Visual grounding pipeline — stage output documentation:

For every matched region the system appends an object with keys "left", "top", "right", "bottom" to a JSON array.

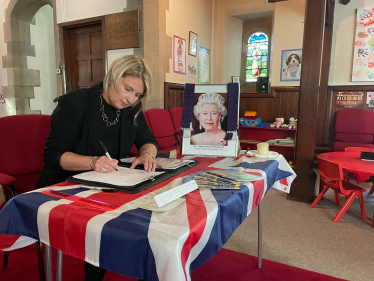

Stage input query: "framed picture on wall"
[
  {"left": 180, "top": 83, "right": 240, "bottom": 158},
  {"left": 188, "top": 31, "right": 198, "bottom": 56},
  {"left": 280, "top": 49, "right": 302, "bottom": 82},
  {"left": 231, "top": 76, "right": 240, "bottom": 83},
  {"left": 173, "top": 35, "right": 186, "bottom": 75}
]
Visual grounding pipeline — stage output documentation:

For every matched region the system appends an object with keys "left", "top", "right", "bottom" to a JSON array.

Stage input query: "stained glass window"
[{"left": 246, "top": 32, "right": 268, "bottom": 82}]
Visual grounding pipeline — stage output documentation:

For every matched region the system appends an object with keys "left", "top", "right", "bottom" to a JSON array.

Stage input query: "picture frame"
[
  {"left": 232, "top": 76, "right": 240, "bottom": 83},
  {"left": 280, "top": 49, "right": 302, "bottom": 82},
  {"left": 180, "top": 84, "right": 240, "bottom": 158},
  {"left": 188, "top": 31, "right": 198, "bottom": 56},
  {"left": 173, "top": 35, "right": 186, "bottom": 75}
]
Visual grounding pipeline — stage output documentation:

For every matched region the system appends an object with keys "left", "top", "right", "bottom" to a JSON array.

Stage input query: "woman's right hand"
[{"left": 92, "top": 156, "right": 119, "bottom": 173}]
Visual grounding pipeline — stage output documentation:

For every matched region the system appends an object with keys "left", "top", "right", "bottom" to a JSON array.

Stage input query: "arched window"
[{"left": 246, "top": 32, "right": 268, "bottom": 82}]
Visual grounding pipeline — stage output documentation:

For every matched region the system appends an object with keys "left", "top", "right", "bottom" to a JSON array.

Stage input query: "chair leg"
[
  {"left": 334, "top": 191, "right": 341, "bottom": 207},
  {"left": 369, "top": 183, "right": 374, "bottom": 194},
  {"left": 358, "top": 192, "right": 367, "bottom": 220},
  {"left": 36, "top": 242, "right": 46, "bottom": 281},
  {"left": 3, "top": 251, "right": 8, "bottom": 269},
  {"left": 311, "top": 186, "right": 329, "bottom": 208},
  {"left": 333, "top": 192, "right": 357, "bottom": 222}
]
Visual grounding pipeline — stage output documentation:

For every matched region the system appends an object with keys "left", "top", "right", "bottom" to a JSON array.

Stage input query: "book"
[
  {"left": 68, "top": 167, "right": 164, "bottom": 188},
  {"left": 120, "top": 157, "right": 195, "bottom": 170}
]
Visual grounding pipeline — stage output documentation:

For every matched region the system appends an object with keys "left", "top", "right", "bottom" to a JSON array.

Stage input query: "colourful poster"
[
  {"left": 198, "top": 46, "right": 210, "bottom": 84},
  {"left": 187, "top": 61, "right": 197, "bottom": 78},
  {"left": 366, "top": 92, "right": 374, "bottom": 108},
  {"left": 173, "top": 35, "right": 186, "bottom": 75},
  {"left": 352, "top": 7, "right": 374, "bottom": 82},
  {"left": 335, "top": 92, "right": 364, "bottom": 109}
]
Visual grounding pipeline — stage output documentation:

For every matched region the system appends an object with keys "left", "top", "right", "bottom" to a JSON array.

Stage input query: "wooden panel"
[
  {"left": 92, "top": 60, "right": 104, "bottom": 82},
  {"left": 90, "top": 31, "right": 103, "bottom": 55},
  {"left": 164, "top": 82, "right": 299, "bottom": 123}
]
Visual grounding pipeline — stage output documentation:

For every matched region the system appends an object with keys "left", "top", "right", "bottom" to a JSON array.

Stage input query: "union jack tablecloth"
[{"left": 0, "top": 153, "right": 296, "bottom": 281}]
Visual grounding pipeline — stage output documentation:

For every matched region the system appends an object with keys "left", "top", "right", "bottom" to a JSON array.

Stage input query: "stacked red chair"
[
  {"left": 0, "top": 114, "right": 50, "bottom": 281},
  {"left": 144, "top": 109, "right": 180, "bottom": 154}
]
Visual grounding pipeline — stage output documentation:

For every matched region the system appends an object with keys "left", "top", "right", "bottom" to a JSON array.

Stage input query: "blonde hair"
[{"left": 103, "top": 55, "right": 152, "bottom": 123}]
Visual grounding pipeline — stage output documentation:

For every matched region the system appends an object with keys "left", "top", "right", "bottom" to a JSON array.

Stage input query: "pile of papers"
[{"left": 267, "top": 137, "right": 295, "bottom": 146}]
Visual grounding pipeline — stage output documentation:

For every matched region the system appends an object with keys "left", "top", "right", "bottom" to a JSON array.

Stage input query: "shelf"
[
  {"left": 239, "top": 126, "right": 296, "bottom": 131},
  {"left": 239, "top": 140, "right": 295, "bottom": 148}
]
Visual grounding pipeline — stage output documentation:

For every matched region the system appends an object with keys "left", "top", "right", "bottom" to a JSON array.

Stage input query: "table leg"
[
  {"left": 57, "top": 250, "right": 63, "bottom": 281},
  {"left": 258, "top": 201, "right": 262, "bottom": 269},
  {"left": 44, "top": 244, "right": 53, "bottom": 281}
]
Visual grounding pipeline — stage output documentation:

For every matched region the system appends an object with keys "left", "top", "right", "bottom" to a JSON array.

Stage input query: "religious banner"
[
  {"left": 198, "top": 46, "right": 210, "bottom": 84},
  {"left": 335, "top": 92, "right": 364, "bottom": 109},
  {"left": 351, "top": 7, "right": 374, "bottom": 82},
  {"left": 173, "top": 35, "right": 186, "bottom": 75},
  {"left": 105, "top": 10, "right": 140, "bottom": 50}
]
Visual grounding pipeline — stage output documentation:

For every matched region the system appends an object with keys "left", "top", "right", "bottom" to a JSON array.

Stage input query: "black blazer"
[{"left": 37, "top": 83, "right": 158, "bottom": 188}]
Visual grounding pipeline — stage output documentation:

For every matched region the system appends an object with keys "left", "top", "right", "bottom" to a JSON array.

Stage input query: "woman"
[
  {"left": 37, "top": 55, "right": 158, "bottom": 281},
  {"left": 190, "top": 93, "right": 227, "bottom": 146}
]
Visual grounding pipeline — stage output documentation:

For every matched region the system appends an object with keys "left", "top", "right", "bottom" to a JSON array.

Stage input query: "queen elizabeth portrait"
[{"left": 190, "top": 93, "right": 228, "bottom": 146}]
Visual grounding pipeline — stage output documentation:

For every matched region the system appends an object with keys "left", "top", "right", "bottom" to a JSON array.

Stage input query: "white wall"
[
  {"left": 56, "top": 0, "right": 126, "bottom": 24},
  {"left": 166, "top": 0, "right": 213, "bottom": 84},
  {"left": 271, "top": 0, "right": 305, "bottom": 87},
  {"left": 329, "top": 0, "right": 374, "bottom": 85},
  {"left": 28, "top": 5, "right": 58, "bottom": 115},
  {"left": 223, "top": 13, "right": 242, "bottom": 83}
]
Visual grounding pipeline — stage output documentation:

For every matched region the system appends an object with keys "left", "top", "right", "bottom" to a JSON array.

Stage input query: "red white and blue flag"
[{"left": 0, "top": 153, "right": 295, "bottom": 281}]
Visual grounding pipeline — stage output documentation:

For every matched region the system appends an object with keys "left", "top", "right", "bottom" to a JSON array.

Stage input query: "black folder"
[{"left": 67, "top": 160, "right": 200, "bottom": 194}]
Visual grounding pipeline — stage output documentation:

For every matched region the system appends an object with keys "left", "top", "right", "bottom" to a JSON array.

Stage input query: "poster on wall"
[
  {"left": 187, "top": 61, "right": 197, "bottom": 78},
  {"left": 173, "top": 35, "right": 186, "bottom": 75},
  {"left": 280, "top": 49, "right": 302, "bottom": 82},
  {"left": 335, "top": 92, "right": 364, "bottom": 109},
  {"left": 351, "top": 7, "right": 374, "bottom": 82},
  {"left": 366, "top": 92, "right": 374, "bottom": 108},
  {"left": 198, "top": 46, "right": 210, "bottom": 83}
]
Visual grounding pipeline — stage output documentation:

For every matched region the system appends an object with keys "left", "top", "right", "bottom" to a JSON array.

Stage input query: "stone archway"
[{"left": 2, "top": 0, "right": 61, "bottom": 114}]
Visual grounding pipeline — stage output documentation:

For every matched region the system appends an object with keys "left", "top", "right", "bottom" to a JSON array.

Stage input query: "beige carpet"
[{"left": 224, "top": 184, "right": 374, "bottom": 281}]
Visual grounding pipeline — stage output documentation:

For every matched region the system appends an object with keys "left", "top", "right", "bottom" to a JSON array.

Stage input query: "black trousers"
[{"left": 84, "top": 261, "right": 144, "bottom": 281}]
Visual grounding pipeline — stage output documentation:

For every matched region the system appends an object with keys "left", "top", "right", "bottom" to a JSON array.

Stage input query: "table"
[
  {"left": 0, "top": 153, "right": 296, "bottom": 281},
  {"left": 318, "top": 152, "right": 374, "bottom": 183}
]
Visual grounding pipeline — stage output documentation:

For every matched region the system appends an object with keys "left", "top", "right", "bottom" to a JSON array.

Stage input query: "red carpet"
[{"left": 0, "top": 243, "right": 346, "bottom": 281}]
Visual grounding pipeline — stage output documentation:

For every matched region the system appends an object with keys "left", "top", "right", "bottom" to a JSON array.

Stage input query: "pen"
[{"left": 99, "top": 141, "right": 118, "bottom": 172}]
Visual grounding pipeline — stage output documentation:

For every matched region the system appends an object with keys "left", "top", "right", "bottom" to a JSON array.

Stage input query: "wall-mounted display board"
[
  {"left": 198, "top": 46, "right": 210, "bottom": 84},
  {"left": 351, "top": 6, "right": 374, "bottom": 82},
  {"left": 105, "top": 10, "right": 139, "bottom": 50},
  {"left": 335, "top": 92, "right": 364, "bottom": 109}
]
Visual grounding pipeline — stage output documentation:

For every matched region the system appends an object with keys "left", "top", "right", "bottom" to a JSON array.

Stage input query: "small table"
[
  {"left": 318, "top": 152, "right": 374, "bottom": 183},
  {"left": 0, "top": 153, "right": 296, "bottom": 281}
]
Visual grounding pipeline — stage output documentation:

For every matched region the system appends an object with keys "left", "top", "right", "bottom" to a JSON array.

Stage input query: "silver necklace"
[
  {"left": 100, "top": 93, "right": 121, "bottom": 127},
  {"left": 203, "top": 130, "right": 219, "bottom": 143}
]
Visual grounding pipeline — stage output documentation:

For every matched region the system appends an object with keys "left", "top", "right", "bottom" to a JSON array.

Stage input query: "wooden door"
[{"left": 62, "top": 19, "right": 105, "bottom": 93}]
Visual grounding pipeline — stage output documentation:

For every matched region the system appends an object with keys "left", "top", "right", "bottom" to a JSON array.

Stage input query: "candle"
[{"left": 257, "top": 142, "right": 269, "bottom": 155}]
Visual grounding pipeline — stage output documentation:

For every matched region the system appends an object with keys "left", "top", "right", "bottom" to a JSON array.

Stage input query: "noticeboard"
[{"left": 105, "top": 10, "right": 140, "bottom": 50}]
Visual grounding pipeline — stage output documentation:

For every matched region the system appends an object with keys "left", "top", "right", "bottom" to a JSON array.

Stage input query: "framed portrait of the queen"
[{"left": 179, "top": 83, "right": 240, "bottom": 157}]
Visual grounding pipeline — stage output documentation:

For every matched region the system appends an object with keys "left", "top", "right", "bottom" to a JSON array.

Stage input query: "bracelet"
[
  {"left": 141, "top": 150, "right": 156, "bottom": 159},
  {"left": 90, "top": 156, "right": 98, "bottom": 170}
]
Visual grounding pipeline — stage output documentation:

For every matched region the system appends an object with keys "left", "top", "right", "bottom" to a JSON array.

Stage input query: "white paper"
[
  {"left": 72, "top": 167, "right": 164, "bottom": 187},
  {"left": 120, "top": 157, "right": 194, "bottom": 170},
  {"left": 154, "top": 180, "right": 198, "bottom": 207}
]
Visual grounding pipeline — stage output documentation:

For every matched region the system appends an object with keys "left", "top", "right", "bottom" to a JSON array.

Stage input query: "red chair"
[
  {"left": 144, "top": 109, "right": 179, "bottom": 154},
  {"left": 169, "top": 107, "right": 183, "bottom": 144},
  {"left": 311, "top": 157, "right": 367, "bottom": 222},
  {"left": 0, "top": 114, "right": 50, "bottom": 281},
  {"left": 344, "top": 147, "right": 374, "bottom": 194},
  {"left": 334, "top": 109, "right": 374, "bottom": 152}
]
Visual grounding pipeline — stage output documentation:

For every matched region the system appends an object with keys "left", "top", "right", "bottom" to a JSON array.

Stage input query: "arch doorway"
[{"left": 2, "top": 0, "right": 61, "bottom": 115}]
